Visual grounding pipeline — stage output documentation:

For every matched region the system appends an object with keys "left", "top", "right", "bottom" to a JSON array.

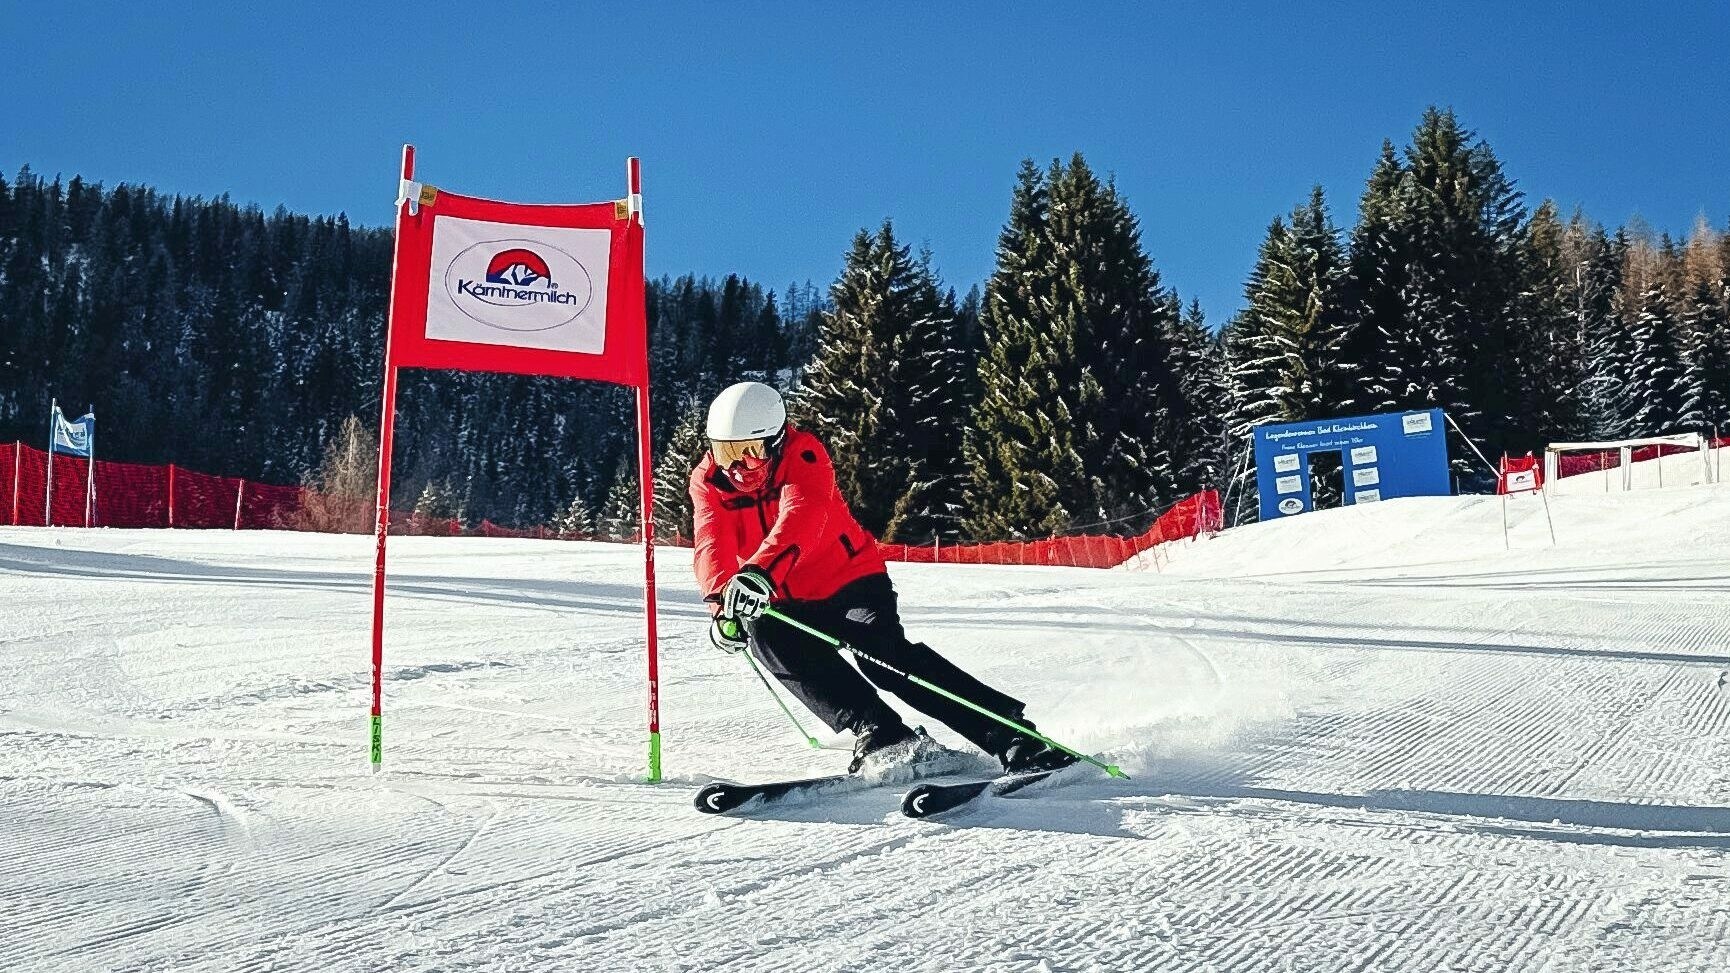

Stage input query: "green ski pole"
[
  {"left": 741, "top": 646, "right": 826, "bottom": 750},
  {"left": 760, "top": 606, "right": 1127, "bottom": 779}
]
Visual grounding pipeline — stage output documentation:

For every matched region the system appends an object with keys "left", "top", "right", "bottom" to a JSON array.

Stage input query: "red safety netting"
[
  {"left": 3, "top": 441, "right": 1222, "bottom": 564},
  {"left": 243, "top": 480, "right": 313, "bottom": 531},
  {"left": 97, "top": 458, "right": 170, "bottom": 526},
  {"left": 1553, "top": 435, "right": 1728, "bottom": 479},
  {"left": 476, "top": 520, "right": 554, "bottom": 540},
  {"left": 2, "top": 441, "right": 452, "bottom": 534},
  {"left": 4, "top": 444, "right": 96, "bottom": 527},
  {"left": 879, "top": 490, "right": 1223, "bottom": 570}
]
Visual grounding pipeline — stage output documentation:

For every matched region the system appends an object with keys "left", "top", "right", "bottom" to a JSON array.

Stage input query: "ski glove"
[
  {"left": 708, "top": 616, "right": 748, "bottom": 654},
  {"left": 722, "top": 567, "right": 775, "bottom": 622}
]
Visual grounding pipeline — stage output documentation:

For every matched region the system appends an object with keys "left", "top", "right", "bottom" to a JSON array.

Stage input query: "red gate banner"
[
  {"left": 1498, "top": 453, "right": 1541, "bottom": 495},
  {"left": 386, "top": 181, "right": 646, "bottom": 385}
]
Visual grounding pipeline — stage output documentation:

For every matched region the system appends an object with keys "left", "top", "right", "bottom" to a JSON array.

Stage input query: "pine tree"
[
  {"left": 551, "top": 492, "right": 596, "bottom": 539},
  {"left": 964, "top": 160, "right": 1066, "bottom": 537},
  {"left": 597, "top": 460, "right": 640, "bottom": 541},
  {"left": 1346, "top": 109, "right": 1528, "bottom": 485},
  {"left": 1625, "top": 278, "right": 1701, "bottom": 436},
  {"left": 650, "top": 399, "right": 709, "bottom": 543},
  {"left": 1220, "top": 309, "right": 1281, "bottom": 524},
  {"left": 795, "top": 222, "right": 967, "bottom": 541},
  {"left": 1513, "top": 200, "right": 1592, "bottom": 447},
  {"left": 1580, "top": 228, "right": 1632, "bottom": 438},
  {"left": 1335, "top": 141, "right": 1409, "bottom": 415},
  {"left": 778, "top": 280, "right": 825, "bottom": 374},
  {"left": 1059, "top": 159, "right": 1184, "bottom": 521},
  {"left": 1224, "top": 190, "right": 1348, "bottom": 517},
  {"left": 1223, "top": 221, "right": 1292, "bottom": 442},
  {"left": 964, "top": 155, "right": 1181, "bottom": 538},
  {"left": 886, "top": 263, "right": 973, "bottom": 541},
  {"left": 412, "top": 479, "right": 462, "bottom": 526},
  {"left": 1276, "top": 188, "right": 1350, "bottom": 419},
  {"left": 1680, "top": 278, "right": 1730, "bottom": 433},
  {"left": 1678, "top": 220, "right": 1730, "bottom": 435},
  {"left": 1166, "top": 299, "right": 1226, "bottom": 498}
]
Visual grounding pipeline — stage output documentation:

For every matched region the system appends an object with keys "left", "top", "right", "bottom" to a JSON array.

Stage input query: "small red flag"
[{"left": 1498, "top": 453, "right": 1542, "bottom": 494}]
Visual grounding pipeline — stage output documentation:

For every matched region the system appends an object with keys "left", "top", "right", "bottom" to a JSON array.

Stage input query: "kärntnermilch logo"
[
  {"left": 455, "top": 247, "right": 584, "bottom": 308},
  {"left": 484, "top": 248, "right": 551, "bottom": 286}
]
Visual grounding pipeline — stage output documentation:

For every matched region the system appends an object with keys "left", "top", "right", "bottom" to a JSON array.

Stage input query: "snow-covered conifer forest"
[{"left": 2, "top": 108, "right": 1726, "bottom": 537}]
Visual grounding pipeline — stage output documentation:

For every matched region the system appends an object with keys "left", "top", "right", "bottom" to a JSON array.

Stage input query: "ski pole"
[
  {"left": 760, "top": 606, "right": 1128, "bottom": 779},
  {"left": 741, "top": 646, "right": 827, "bottom": 750}
]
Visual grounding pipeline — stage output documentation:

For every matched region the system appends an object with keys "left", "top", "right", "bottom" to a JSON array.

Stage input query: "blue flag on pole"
[{"left": 51, "top": 406, "right": 94, "bottom": 458}]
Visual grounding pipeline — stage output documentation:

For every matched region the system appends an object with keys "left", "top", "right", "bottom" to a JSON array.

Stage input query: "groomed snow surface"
[{"left": 4, "top": 482, "right": 1729, "bottom": 972}]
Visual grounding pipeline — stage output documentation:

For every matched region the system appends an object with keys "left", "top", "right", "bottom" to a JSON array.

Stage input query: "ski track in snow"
[{"left": 3, "top": 485, "right": 1730, "bottom": 971}]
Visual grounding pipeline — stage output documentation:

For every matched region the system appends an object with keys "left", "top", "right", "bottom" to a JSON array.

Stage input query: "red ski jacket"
[{"left": 690, "top": 426, "right": 887, "bottom": 608}]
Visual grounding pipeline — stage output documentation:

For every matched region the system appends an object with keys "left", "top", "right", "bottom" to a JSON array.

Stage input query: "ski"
[
  {"left": 694, "top": 773, "right": 865, "bottom": 814},
  {"left": 696, "top": 746, "right": 990, "bottom": 815},
  {"left": 900, "top": 769, "right": 1057, "bottom": 818}
]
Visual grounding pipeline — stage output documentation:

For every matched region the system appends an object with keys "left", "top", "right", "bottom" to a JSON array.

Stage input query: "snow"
[{"left": 4, "top": 482, "right": 1730, "bottom": 971}]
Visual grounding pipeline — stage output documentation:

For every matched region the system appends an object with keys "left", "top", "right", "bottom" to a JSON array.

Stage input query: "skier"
[{"left": 692, "top": 380, "right": 1078, "bottom": 776}]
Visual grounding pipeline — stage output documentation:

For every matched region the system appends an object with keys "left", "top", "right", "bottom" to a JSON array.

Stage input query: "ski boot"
[
  {"left": 986, "top": 717, "right": 1080, "bottom": 774},
  {"left": 999, "top": 733, "right": 1080, "bottom": 774},
  {"left": 848, "top": 722, "right": 917, "bottom": 774},
  {"left": 850, "top": 724, "right": 972, "bottom": 781}
]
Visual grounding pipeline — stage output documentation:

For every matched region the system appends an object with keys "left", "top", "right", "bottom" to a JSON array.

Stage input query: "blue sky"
[{"left": 4, "top": 2, "right": 1726, "bottom": 323}]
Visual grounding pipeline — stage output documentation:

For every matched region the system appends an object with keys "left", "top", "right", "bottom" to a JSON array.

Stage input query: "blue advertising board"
[{"left": 1253, "top": 408, "right": 1450, "bottom": 520}]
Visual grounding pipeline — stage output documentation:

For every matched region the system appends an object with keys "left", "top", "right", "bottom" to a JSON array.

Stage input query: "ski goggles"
[{"left": 710, "top": 438, "right": 770, "bottom": 468}]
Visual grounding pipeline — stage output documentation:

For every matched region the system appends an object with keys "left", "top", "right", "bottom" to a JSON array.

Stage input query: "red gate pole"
[
  {"left": 370, "top": 364, "right": 401, "bottom": 773},
  {"left": 10, "top": 441, "right": 19, "bottom": 525},
  {"left": 369, "top": 143, "right": 414, "bottom": 774},
  {"left": 636, "top": 382, "right": 660, "bottom": 781},
  {"left": 45, "top": 399, "right": 56, "bottom": 527},
  {"left": 167, "top": 464, "right": 176, "bottom": 528},
  {"left": 234, "top": 478, "right": 245, "bottom": 530},
  {"left": 629, "top": 157, "right": 663, "bottom": 783}
]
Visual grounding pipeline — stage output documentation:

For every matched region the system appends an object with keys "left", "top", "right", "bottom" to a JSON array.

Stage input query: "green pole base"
[
  {"left": 647, "top": 731, "right": 662, "bottom": 783},
  {"left": 369, "top": 714, "right": 382, "bottom": 770}
]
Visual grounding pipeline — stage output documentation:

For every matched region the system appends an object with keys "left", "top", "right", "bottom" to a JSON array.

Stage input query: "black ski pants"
[{"left": 744, "top": 573, "right": 1025, "bottom": 752}]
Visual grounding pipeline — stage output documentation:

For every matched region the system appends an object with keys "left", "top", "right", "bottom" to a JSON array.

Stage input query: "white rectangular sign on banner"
[
  {"left": 1350, "top": 445, "right": 1378, "bottom": 465},
  {"left": 1354, "top": 488, "right": 1382, "bottom": 503},
  {"left": 424, "top": 216, "right": 613, "bottom": 354},
  {"left": 1402, "top": 412, "right": 1433, "bottom": 435},
  {"left": 1352, "top": 467, "right": 1381, "bottom": 487},
  {"left": 1273, "top": 453, "right": 1301, "bottom": 473},
  {"left": 1275, "top": 474, "right": 1303, "bottom": 494}
]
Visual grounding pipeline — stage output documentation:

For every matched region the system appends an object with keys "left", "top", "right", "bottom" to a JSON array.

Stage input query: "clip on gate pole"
[{"left": 760, "top": 606, "right": 1127, "bottom": 779}]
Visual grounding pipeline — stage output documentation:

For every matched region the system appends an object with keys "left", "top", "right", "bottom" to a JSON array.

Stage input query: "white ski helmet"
[{"left": 706, "top": 381, "right": 787, "bottom": 443}]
